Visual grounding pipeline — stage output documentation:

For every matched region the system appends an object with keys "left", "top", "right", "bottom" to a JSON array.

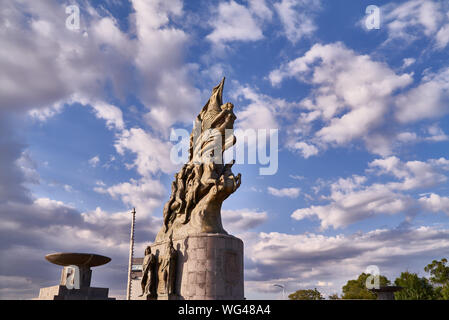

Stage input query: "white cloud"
[
  {"left": 2, "top": 0, "right": 201, "bottom": 134},
  {"left": 436, "top": 23, "right": 449, "bottom": 49},
  {"left": 425, "top": 125, "right": 449, "bottom": 142},
  {"left": 206, "top": 0, "right": 266, "bottom": 45},
  {"left": 401, "top": 58, "right": 416, "bottom": 69},
  {"left": 381, "top": 0, "right": 449, "bottom": 49},
  {"left": 291, "top": 141, "right": 319, "bottom": 158},
  {"left": 114, "top": 128, "right": 178, "bottom": 177},
  {"left": 268, "top": 187, "right": 300, "bottom": 198},
  {"left": 16, "top": 151, "right": 40, "bottom": 184},
  {"left": 0, "top": 0, "right": 134, "bottom": 117},
  {"left": 233, "top": 83, "right": 295, "bottom": 131},
  {"left": 90, "top": 101, "right": 125, "bottom": 130},
  {"left": 269, "top": 42, "right": 412, "bottom": 156},
  {"left": 292, "top": 156, "right": 449, "bottom": 229},
  {"left": 248, "top": 0, "right": 273, "bottom": 20},
  {"left": 370, "top": 156, "right": 447, "bottom": 190},
  {"left": 222, "top": 209, "right": 268, "bottom": 234},
  {"left": 131, "top": 0, "right": 201, "bottom": 132},
  {"left": 292, "top": 184, "right": 412, "bottom": 230},
  {"left": 419, "top": 193, "right": 449, "bottom": 215},
  {"left": 395, "top": 125, "right": 448, "bottom": 144},
  {"left": 395, "top": 68, "right": 449, "bottom": 123},
  {"left": 94, "top": 178, "right": 165, "bottom": 217},
  {"left": 396, "top": 131, "right": 417, "bottom": 143},
  {"left": 274, "top": 0, "right": 321, "bottom": 44},
  {"left": 245, "top": 226, "right": 449, "bottom": 297},
  {"left": 88, "top": 155, "right": 100, "bottom": 168}
]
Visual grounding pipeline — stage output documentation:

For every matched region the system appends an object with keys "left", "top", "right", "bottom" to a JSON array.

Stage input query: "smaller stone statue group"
[{"left": 140, "top": 236, "right": 177, "bottom": 299}]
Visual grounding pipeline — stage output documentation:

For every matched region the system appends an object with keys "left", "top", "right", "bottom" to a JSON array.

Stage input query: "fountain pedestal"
[{"left": 35, "top": 253, "right": 115, "bottom": 300}]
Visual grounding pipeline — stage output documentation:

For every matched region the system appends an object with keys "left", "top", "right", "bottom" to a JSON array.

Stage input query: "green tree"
[
  {"left": 393, "top": 271, "right": 435, "bottom": 300},
  {"left": 341, "top": 273, "right": 390, "bottom": 299},
  {"left": 328, "top": 293, "right": 339, "bottom": 300},
  {"left": 425, "top": 258, "right": 449, "bottom": 300},
  {"left": 288, "top": 288, "right": 324, "bottom": 300}
]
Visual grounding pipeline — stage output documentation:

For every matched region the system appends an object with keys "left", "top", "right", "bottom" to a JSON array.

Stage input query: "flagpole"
[{"left": 126, "top": 207, "right": 136, "bottom": 300}]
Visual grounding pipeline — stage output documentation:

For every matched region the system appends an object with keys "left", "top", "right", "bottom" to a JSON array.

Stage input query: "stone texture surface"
[
  {"left": 156, "top": 78, "right": 241, "bottom": 243},
  {"left": 35, "top": 263, "right": 115, "bottom": 300},
  {"left": 36, "top": 285, "right": 114, "bottom": 300},
  {"left": 150, "top": 233, "right": 244, "bottom": 300}
]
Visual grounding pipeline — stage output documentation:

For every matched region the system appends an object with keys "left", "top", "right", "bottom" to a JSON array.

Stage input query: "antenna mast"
[{"left": 126, "top": 207, "right": 136, "bottom": 300}]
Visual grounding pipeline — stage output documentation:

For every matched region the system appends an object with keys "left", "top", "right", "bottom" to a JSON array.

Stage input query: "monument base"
[
  {"left": 150, "top": 233, "right": 244, "bottom": 300},
  {"left": 35, "top": 285, "right": 115, "bottom": 300}
]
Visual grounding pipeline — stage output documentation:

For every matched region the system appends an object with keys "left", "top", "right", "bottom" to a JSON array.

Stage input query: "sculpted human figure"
[
  {"left": 140, "top": 246, "right": 156, "bottom": 298},
  {"left": 163, "top": 180, "right": 177, "bottom": 232},
  {"left": 160, "top": 236, "right": 177, "bottom": 295}
]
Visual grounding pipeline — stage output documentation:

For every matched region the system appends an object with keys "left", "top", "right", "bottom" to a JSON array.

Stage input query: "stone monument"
[
  {"left": 141, "top": 78, "right": 244, "bottom": 300},
  {"left": 35, "top": 252, "right": 115, "bottom": 300}
]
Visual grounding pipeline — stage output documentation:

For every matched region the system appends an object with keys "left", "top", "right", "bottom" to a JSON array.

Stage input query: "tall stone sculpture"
[
  {"left": 144, "top": 78, "right": 244, "bottom": 300},
  {"left": 157, "top": 77, "right": 241, "bottom": 242}
]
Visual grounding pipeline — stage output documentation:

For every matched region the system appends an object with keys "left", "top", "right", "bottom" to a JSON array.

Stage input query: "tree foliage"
[
  {"left": 341, "top": 273, "right": 390, "bottom": 300},
  {"left": 288, "top": 288, "right": 324, "bottom": 300},
  {"left": 393, "top": 272, "right": 435, "bottom": 300},
  {"left": 328, "top": 293, "right": 339, "bottom": 300},
  {"left": 425, "top": 258, "right": 449, "bottom": 300},
  {"left": 424, "top": 258, "right": 449, "bottom": 285}
]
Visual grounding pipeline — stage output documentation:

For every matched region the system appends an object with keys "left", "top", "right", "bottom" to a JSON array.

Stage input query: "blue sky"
[{"left": 1, "top": 0, "right": 449, "bottom": 299}]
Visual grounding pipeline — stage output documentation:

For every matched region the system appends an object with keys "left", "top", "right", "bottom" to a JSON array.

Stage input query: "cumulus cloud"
[
  {"left": 274, "top": 0, "right": 321, "bottom": 44},
  {"left": 233, "top": 85, "right": 287, "bottom": 131},
  {"left": 206, "top": 0, "right": 266, "bottom": 45},
  {"left": 292, "top": 156, "right": 449, "bottom": 230},
  {"left": 419, "top": 194, "right": 449, "bottom": 216},
  {"left": 369, "top": 156, "right": 447, "bottom": 190},
  {"left": 248, "top": 0, "right": 273, "bottom": 21},
  {"left": 267, "top": 187, "right": 300, "bottom": 198},
  {"left": 0, "top": 0, "right": 202, "bottom": 135},
  {"left": 222, "top": 209, "right": 268, "bottom": 234},
  {"left": 291, "top": 141, "right": 318, "bottom": 158},
  {"left": 0, "top": 0, "right": 134, "bottom": 117},
  {"left": 425, "top": 125, "right": 449, "bottom": 142},
  {"left": 395, "top": 68, "right": 449, "bottom": 123},
  {"left": 94, "top": 178, "right": 166, "bottom": 217},
  {"left": 401, "top": 58, "right": 416, "bottom": 69},
  {"left": 395, "top": 125, "right": 449, "bottom": 145},
  {"left": 245, "top": 226, "right": 449, "bottom": 297},
  {"left": 436, "top": 23, "right": 449, "bottom": 49},
  {"left": 114, "top": 128, "right": 178, "bottom": 177},
  {"left": 292, "top": 181, "right": 413, "bottom": 230},
  {"left": 130, "top": 0, "right": 201, "bottom": 132},
  {"left": 88, "top": 155, "right": 100, "bottom": 168},
  {"left": 206, "top": 0, "right": 322, "bottom": 47},
  {"left": 269, "top": 42, "right": 419, "bottom": 156},
  {"left": 380, "top": 0, "right": 449, "bottom": 50}
]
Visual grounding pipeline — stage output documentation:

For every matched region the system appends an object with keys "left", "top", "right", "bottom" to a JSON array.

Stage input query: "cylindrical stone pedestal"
[{"left": 150, "top": 233, "right": 244, "bottom": 300}]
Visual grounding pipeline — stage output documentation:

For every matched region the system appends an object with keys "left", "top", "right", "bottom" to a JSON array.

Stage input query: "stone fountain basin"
[{"left": 45, "top": 253, "right": 111, "bottom": 267}]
